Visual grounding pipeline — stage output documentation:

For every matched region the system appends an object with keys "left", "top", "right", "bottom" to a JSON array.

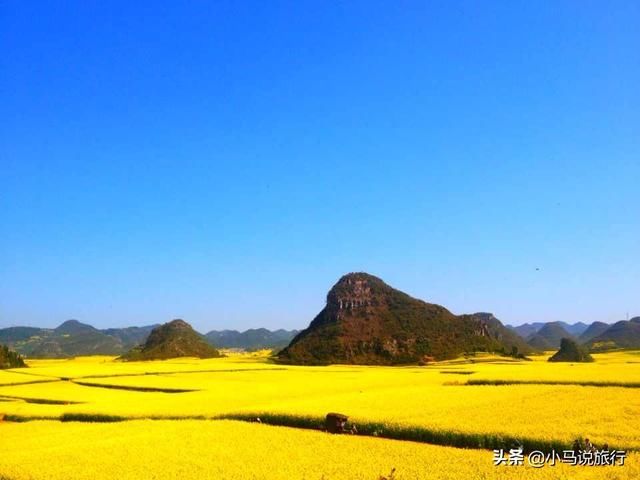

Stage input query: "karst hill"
[
  {"left": 549, "top": 338, "right": 594, "bottom": 362},
  {"left": 278, "top": 272, "right": 531, "bottom": 365},
  {"left": 120, "top": 319, "right": 222, "bottom": 361}
]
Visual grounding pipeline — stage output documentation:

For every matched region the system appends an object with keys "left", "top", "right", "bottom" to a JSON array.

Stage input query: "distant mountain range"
[
  {"left": 0, "top": 320, "right": 299, "bottom": 358},
  {"left": 508, "top": 321, "right": 588, "bottom": 339},
  {"left": 0, "top": 320, "right": 158, "bottom": 358},
  {"left": 205, "top": 328, "right": 298, "bottom": 351},
  {"left": 507, "top": 317, "right": 640, "bottom": 351},
  {"left": 1, "top": 307, "right": 637, "bottom": 360},
  {"left": 586, "top": 317, "right": 640, "bottom": 351}
]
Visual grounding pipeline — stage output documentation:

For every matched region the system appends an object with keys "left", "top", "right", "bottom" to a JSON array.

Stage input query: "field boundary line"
[
  {"left": 462, "top": 379, "right": 640, "bottom": 388},
  {"left": 71, "top": 380, "right": 199, "bottom": 393},
  {"left": 3, "top": 412, "right": 635, "bottom": 455},
  {"left": 214, "top": 412, "right": 627, "bottom": 454}
]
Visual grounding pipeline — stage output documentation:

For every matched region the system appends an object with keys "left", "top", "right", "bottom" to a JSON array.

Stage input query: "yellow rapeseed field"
[
  {"left": 0, "top": 420, "right": 637, "bottom": 480},
  {"left": 1, "top": 351, "right": 639, "bottom": 479}
]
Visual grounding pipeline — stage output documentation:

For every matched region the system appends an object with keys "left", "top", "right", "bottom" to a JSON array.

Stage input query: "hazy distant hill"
[
  {"left": 29, "top": 320, "right": 123, "bottom": 357},
  {"left": 557, "top": 321, "right": 589, "bottom": 337},
  {"left": 508, "top": 321, "right": 588, "bottom": 339},
  {"left": 278, "top": 272, "right": 533, "bottom": 365},
  {"left": 0, "top": 320, "right": 158, "bottom": 358},
  {"left": 507, "top": 319, "right": 640, "bottom": 350},
  {"left": 508, "top": 323, "right": 545, "bottom": 339},
  {"left": 0, "top": 326, "right": 44, "bottom": 344},
  {"left": 120, "top": 319, "right": 222, "bottom": 361},
  {"left": 205, "top": 328, "right": 298, "bottom": 351},
  {"left": 578, "top": 321, "right": 611, "bottom": 344},
  {"left": 102, "top": 325, "right": 159, "bottom": 348},
  {"left": 526, "top": 322, "right": 575, "bottom": 350},
  {"left": 587, "top": 317, "right": 640, "bottom": 351}
]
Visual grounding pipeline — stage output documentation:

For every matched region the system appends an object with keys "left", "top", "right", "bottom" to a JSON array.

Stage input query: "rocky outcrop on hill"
[{"left": 464, "top": 313, "right": 532, "bottom": 357}]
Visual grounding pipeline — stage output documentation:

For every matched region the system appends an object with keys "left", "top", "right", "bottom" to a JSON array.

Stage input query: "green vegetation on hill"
[
  {"left": 0, "top": 326, "right": 43, "bottom": 343},
  {"left": 587, "top": 317, "right": 640, "bottom": 351},
  {"left": 462, "top": 313, "right": 533, "bottom": 358},
  {"left": 278, "top": 272, "right": 533, "bottom": 365},
  {"left": 0, "top": 321, "right": 157, "bottom": 358},
  {"left": 0, "top": 344, "right": 27, "bottom": 369},
  {"left": 120, "top": 319, "right": 223, "bottom": 361}
]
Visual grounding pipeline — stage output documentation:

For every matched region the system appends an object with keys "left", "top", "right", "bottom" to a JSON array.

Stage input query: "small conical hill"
[{"left": 120, "top": 319, "right": 222, "bottom": 361}]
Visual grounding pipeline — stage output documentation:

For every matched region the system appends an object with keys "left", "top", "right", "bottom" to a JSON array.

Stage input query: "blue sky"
[{"left": 1, "top": 1, "right": 638, "bottom": 331}]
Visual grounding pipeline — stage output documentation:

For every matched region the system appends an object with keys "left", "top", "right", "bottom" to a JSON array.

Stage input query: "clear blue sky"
[{"left": 1, "top": 1, "right": 638, "bottom": 332}]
